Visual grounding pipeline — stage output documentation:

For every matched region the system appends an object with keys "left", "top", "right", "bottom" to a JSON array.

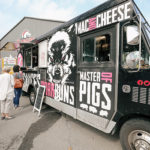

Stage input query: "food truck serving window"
[
  {"left": 24, "top": 49, "right": 31, "bottom": 67},
  {"left": 32, "top": 47, "right": 38, "bottom": 68},
  {"left": 82, "top": 34, "right": 110, "bottom": 62},
  {"left": 24, "top": 46, "right": 38, "bottom": 68}
]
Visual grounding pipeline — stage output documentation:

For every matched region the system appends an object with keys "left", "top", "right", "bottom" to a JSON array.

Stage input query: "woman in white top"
[{"left": 0, "top": 67, "right": 14, "bottom": 120}]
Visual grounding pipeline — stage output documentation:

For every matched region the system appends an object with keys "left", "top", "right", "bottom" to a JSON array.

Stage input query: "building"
[{"left": 0, "top": 17, "right": 65, "bottom": 73}]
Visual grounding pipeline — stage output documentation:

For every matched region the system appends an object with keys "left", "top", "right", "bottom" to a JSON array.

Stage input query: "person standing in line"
[
  {"left": 13, "top": 65, "right": 23, "bottom": 109},
  {"left": 0, "top": 67, "right": 14, "bottom": 120}
]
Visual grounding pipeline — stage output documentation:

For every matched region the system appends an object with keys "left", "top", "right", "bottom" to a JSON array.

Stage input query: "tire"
[
  {"left": 22, "top": 91, "right": 28, "bottom": 96},
  {"left": 120, "top": 118, "right": 150, "bottom": 150},
  {"left": 29, "top": 88, "right": 36, "bottom": 105}
]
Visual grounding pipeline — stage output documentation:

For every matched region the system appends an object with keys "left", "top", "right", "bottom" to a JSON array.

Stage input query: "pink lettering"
[
  {"left": 51, "top": 83, "right": 55, "bottom": 98},
  {"left": 41, "top": 81, "right": 55, "bottom": 98},
  {"left": 89, "top": 17, "right": 96, "bottom": 30},
  {"left": 41, "top": 81, "right": 47, "bottom": 95},
  {"left": 101, "top": 78, "right": 112, "bottom": 83},
  {"left": 47, "top": 83, "right": 51, "bottom": 97},
  {"left": 101, "top": 72, "right": 112, "bottom": 78},
  {"left": 101, "top": 72, "right": 112, "bottom": 83}
]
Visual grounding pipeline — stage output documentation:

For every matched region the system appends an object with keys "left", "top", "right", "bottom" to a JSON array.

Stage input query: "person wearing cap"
[{"left": 0, "top": 67, "right": 14, "bottom": 120}]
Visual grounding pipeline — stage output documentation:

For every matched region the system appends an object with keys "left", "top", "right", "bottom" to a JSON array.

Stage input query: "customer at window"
[
  {"left": 13, "top": 65, "right": 23, "bottom": 109},
  {"left": 0, "top": 67, "right": 14, "bottom": 120}
]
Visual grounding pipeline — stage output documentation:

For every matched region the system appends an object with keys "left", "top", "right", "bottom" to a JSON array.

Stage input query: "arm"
[{"left": 10, "top": 75, "right": 14, "bottom": 87}]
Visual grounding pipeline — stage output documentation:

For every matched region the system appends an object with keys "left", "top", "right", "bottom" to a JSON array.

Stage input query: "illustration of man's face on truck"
[{"left": 47, "top": 30, "right": 76, "bottom": 84}]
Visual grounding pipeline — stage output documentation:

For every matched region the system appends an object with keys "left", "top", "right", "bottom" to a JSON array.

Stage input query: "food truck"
[{"left": 18, "top": 0, "right": 150, "bottom": 149}]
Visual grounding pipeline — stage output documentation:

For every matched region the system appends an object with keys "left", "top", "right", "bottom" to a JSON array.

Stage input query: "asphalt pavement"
[{"left": 0, "top": 96, "right": 122, "bottom": 150}]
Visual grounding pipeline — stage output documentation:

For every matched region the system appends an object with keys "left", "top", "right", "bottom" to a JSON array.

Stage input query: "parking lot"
[{"left": 0, "top": 96, "right": 122, "bottom": 150}]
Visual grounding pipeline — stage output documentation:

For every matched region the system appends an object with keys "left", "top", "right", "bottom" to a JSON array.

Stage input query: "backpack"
[{"left": 14, "top": 78, "right": 23, "bottom": 88}]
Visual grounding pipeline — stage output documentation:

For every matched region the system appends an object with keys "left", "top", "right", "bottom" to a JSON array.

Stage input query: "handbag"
[{"left": 14, "top": 78, "right": 23, "bottom": 88}]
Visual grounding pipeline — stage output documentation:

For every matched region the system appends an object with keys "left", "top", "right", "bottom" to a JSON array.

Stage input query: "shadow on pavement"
[{"left": 18, "top": 108, "right": 61, "bottom": 150}]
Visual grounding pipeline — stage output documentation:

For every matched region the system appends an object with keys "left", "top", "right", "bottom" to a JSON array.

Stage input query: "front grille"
[
  {"left": 132, "top": 87, "right": 138, "bottom": 103},
  {"left": 139, "top": 88, "right": 146, "bottom": 104},
  {"left": 148, "top": 88, "right": 150, "bottom": 105},
  {"left": 132, "top": 87, "right": 150, "bottom": 105}
]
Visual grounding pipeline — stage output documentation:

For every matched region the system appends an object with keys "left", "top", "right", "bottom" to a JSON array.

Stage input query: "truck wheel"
[
  {"left": 120, "top": 119, "right": 150, "bottom": 150},
  {"left": 29, "top": 88, "right": 36, "bottom": 105}
]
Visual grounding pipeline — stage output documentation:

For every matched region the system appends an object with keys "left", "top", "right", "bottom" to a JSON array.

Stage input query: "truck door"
[{"left": 76, "top": 24, "right": 119, "bottom": 133}]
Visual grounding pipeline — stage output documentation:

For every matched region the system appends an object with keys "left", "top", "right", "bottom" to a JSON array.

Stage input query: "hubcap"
[
  {"left": 128, "top": 130, "right": 150, "bottom": 150},
  {"left": 30, "top": 92, "right": 35, "bottom": 102}
]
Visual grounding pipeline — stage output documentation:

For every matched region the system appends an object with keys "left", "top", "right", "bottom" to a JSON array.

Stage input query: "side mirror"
[{"left": 126, "top": 25, "right": 140, "bottom": 45}]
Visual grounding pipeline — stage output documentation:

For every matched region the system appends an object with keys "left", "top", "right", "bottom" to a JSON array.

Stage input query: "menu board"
[{"left": 33, "top": 85, "right": 45, "bottom": 116}]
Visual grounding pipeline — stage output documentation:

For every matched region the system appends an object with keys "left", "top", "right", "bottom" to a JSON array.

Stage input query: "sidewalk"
[
  {"left": 0, "top": 96, "right": 40, "bottom": 150},
  {"left": 11, "top": 96, "right": 31, "bottom": 117},
  {"left": 0, "top": 96, "right": 30, "bottom": 119}
]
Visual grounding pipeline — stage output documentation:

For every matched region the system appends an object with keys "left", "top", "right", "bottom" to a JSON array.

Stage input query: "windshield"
[
  {"left": 133, "top": 0, "right": 150, "bottom": 49},
  {"left": 143, "top": 23, "right": 150, "bottom": 48}
]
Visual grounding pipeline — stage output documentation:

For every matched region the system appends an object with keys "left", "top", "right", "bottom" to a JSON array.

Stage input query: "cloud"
[
  {"left": 0, "top": 0, "right": 14, "bottom": 9},
  {"left": 17, "top": 0, "right": 30, "bottom": 7},
  {"left": 93, "top": 0, "right": 107, "bottom": 3},
  {"left": 138, "top": 0, "right": 143, "bottom": 3},
  {"left": 26, "top": 0, "right": 76, "bottom": 21},
  {"left": 15, "top": 0, "right": 76, "bottom": 21},
  {"left": 92, "top": 0, "right": 107, "bottom": 4},
  {"left": 74, "top": 0, "right": 107, "bottom": 5},
  {"left": 74, "top": 0, "right": 86, "bottom": 3}
]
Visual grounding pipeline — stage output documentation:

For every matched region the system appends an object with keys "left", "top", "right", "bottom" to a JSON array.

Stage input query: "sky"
[{"left": 0, "top": 0, "right": 149, "bottom": 39}]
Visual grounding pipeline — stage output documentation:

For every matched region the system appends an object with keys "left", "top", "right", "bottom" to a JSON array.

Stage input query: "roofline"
[
  {"left": 0, "top": 16, "right": 65, "bottom": 41},
  {"left": 23, "top": 16, "right": 65, "bottom": 24}
]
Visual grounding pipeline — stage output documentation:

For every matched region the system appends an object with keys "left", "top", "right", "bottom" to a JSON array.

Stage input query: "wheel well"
[
  {"left": 28, "top": 84, "right": 35, "bottom": 94},
  {"left": 112, "top": 114, "right": 150, "bottom": 135}
]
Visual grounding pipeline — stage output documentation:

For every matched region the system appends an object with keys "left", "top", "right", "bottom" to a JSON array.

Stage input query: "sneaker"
[
  {"left": 14, "top": 105, "right": 19, "bottom": 109},
  {"left": 1, "top": 116, "right": 5, "bottom": 120},
  {"left": 5, "top": 116, "right": 13, "bottom": 120}
]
